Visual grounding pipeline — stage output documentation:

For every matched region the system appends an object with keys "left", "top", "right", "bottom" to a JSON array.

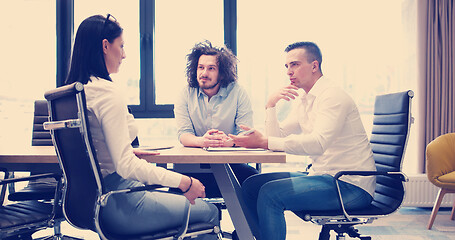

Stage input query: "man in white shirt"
[{"left": 229, "top": 42, "right": 376, "bottom": 240}]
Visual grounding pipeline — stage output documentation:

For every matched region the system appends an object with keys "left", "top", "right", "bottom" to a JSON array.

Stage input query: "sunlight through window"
[
  {"left": 237, "top": 0, "right": 417, "bottom": 173},
  {"left": 75, "top": 0, "right": 140, "bottom": 104}
]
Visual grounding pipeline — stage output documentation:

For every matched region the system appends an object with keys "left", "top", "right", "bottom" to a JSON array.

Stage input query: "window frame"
[{"left": 56, "top": 0, "right": 237, "bottom": 118}]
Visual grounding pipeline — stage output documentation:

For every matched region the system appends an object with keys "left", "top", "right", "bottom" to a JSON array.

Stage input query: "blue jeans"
[
  {"left": 101, "top": 173, "right": 220, "bottom": 240},
  {"left": 242, "top": 172, "right": 373, "bottom": 240}
]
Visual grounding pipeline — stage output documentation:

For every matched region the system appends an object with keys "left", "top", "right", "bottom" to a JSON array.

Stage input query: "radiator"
[{"left": 402, "top": 174, "right": 455, "bottom": 207}]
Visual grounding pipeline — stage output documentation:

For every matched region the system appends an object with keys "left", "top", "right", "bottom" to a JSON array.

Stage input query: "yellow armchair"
[{"left": 426, "top": 133, "right": 455, "bottom": 229}]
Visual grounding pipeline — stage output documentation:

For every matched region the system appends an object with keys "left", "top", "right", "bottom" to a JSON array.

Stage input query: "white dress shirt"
[
  {"left": 266, "top": 76, "right": 376, "bottom": 196},
  {"left": 84, "top": 76, "right": 182, "bottom": 188}
]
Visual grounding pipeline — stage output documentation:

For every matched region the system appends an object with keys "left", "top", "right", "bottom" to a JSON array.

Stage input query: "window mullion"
[
  {"left": 56, "top": 0, "right": 73, "bottom": 87},
  {"left": 224, "top": 0, "right": 237, "bottom": 55}
]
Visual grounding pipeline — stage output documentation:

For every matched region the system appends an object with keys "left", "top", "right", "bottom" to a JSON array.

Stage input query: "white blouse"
[{"left": 84, "top": 76, "right": 182, "bottom": 187}]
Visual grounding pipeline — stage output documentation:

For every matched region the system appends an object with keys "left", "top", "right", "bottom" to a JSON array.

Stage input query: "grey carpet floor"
[{"left": 32, "top": 207, "right": 454, "bottom": 239}]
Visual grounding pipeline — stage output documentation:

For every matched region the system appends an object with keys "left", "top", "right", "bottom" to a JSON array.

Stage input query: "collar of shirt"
[
  {"left": 90, "top": 75, "right": 103, "bottom": 83},
  {"left": 300, "top": 76, "right": 328, "bottom": 106},
  {"left": 300, "top": 76, "right": 329, "bottom": 100}
]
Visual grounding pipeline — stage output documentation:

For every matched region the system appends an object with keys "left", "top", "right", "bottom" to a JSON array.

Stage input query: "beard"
[{"left": 199, "top": 78, "right": 220, "bottom": 90}]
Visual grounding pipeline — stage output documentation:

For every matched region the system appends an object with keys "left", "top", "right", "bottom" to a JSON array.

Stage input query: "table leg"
[{"left": 210, "top": 164, "right": 255, "bottom": 240}]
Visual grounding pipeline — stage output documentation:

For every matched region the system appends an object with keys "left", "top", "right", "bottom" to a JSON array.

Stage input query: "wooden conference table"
[{"left": 0, "top": 145, "right": 286, "bottom": 240}]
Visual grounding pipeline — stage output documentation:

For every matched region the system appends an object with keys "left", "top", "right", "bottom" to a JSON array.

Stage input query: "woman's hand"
[
  {"left": 179, "top": 176, "right": 206, "bottom": 204},
  {"left": 132, "top": 149, "right": 160, "bottom": 156}
]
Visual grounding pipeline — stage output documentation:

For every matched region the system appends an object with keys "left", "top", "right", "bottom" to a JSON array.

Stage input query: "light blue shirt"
[{"left": 175, "top": 82, "right": 253, "bottom": 139}]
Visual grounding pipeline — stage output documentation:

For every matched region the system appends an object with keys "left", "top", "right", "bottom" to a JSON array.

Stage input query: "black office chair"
[
  {"left": 8, "top": 100, "right": 58, "bottom": 202},
  {"left": 43, "top": 82, "right": 222, "bottom": 240},
  {"left": 32, "top": 100, "right": 54, "bottom": 146},
  {"left": 0, "top": 167, "right": 61, "bottom": 240},
  {"left": 3, "top": 100, "right": 74, "bottom": 240},
  {"left": 293, "top": 90, "right": 414, "bottom": 240}
]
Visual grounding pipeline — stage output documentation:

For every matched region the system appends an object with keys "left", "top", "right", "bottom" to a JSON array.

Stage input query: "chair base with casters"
[
  {"left": 295, "top": 210, "right": 376, "bottom": 240},
  {"left": 293, "top": 90, "right": 414, "bottom": 240},
  {"left": 310, "top": 220, "right": 373, "bottom": 240},
  {"left": 44, "top": 82, "right": 222, "bottom": 240}
]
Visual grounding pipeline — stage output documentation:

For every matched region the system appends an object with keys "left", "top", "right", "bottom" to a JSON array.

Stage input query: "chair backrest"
[
  {"left": 369, "top": 90, "right": 413, "bottom": 214},
  {"left": 32, "top": 100, "right": 52, "bottom": 146},
  {"left": 426, "top": 133, "right": 455, "bottom": 188},
  {"left": 44, "top": 82, "right": 103, "bottom": 231}
]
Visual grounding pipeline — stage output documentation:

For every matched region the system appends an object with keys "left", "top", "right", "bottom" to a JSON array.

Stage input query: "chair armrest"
[
  {"left": 332, "top": 170, "right": 408, "bottom": 222},
  {"left": 99, "top": 184, "right": 165, "bottom": 207},
  {"left": 0, "top": 173, "right": 61, "bottom": 185},
  {"left": 43, "top": 119, "right": 81, "bottom": 130},
  {"left": 1, "top": 172, "right": 61, "bottom": 206},
  {"left": 334, "top": 171, "right": 408, "bottom": 182}
]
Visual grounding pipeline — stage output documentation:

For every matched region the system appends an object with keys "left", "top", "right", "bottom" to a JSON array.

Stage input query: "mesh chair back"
[
  {"left": 45, "top": 82, "right": 103, "bottom": 231},
  {"left": 32, "top": 100, "right": 53, "bottom": 146},
  {"left": 368, "top": 90, "right": 413, "bottom": 214}
]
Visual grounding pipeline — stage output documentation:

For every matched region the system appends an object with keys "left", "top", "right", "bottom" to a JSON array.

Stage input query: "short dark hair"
[
  {"left": 66, "top": 14, "right": 123, "bottom": 85},
  {"left": 185, "top": 40, "right": 238, "bottom": 88},
  {"left": 285, "top": 41, "right": 323, "bottom": 71}
]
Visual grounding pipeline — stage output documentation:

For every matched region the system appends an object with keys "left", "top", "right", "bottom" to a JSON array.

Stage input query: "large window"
[
  {"left": 135, "top": 0, "right": 224, "bottom": 142},
  {"left": 0, "top": 0, "right": 56, "bottom": 147},
  {"left": 75, "top": 0, "right": 224, "bottom": 118},
  {"left": 154, "top": 0, "right": 224, "bottom": 104},
  {"left": 0, "top": 1, "right": 419, "bottom": 173},
  {"left": 75, "top": 0, "right": 141, "bottom": 105},
  {"left": 237, "top": 0, "right": 418, "bottom": 173}
]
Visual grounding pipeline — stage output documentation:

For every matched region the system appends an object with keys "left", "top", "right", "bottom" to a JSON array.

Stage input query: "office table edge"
[{"left": 0, "top": 146, "right": 286, "bottom": 164}]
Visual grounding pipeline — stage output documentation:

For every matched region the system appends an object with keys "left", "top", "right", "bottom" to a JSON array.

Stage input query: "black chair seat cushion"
[
  {"left": 0, "top": 201, "right": 53, "bottom": 229},
  {"left": 8, "top": 178, "right": 57, "bottom": 201},
  {"left": 103, "top": 222, "right": 217, "bottom": 240}
]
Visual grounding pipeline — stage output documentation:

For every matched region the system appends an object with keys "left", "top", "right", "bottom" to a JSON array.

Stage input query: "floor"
[
  {"left": 32, "top": 207, "right": 455, "bottom": 240},
  {"left": 6, "top": 168, "right": 455, "bottom": 239}
]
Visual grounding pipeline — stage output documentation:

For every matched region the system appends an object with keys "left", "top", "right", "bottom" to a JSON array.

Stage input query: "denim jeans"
[
  {"left": 101, "top": 172, "right": 220, "bottom": 240},
  {"left": 242, "top": 172, "right": 373, "bottom": 240}
]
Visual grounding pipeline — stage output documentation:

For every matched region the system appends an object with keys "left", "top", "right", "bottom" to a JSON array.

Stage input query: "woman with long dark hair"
[{"left": 66, "top": 14, "right": 219, "bottom": 238}]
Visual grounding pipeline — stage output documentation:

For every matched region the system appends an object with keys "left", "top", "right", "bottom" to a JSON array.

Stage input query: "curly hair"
[{"left": 185, "top": 40, "right": 238, "bottom": 88}]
